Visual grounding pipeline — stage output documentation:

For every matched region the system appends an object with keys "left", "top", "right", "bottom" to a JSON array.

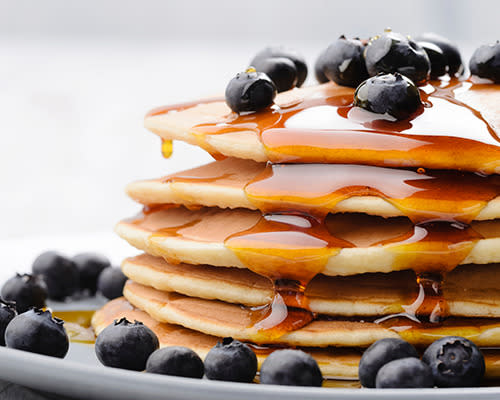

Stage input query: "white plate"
[{"left": 1, "top": 233, "right": 499, "bottom": 400}]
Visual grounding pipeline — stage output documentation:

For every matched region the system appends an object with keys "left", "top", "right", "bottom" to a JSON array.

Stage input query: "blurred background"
[{"left": 0, "top": 0, "right": 498, "bottom": 243}]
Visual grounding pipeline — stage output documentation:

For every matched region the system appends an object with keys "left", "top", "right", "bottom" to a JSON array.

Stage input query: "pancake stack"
[{"left": 92, "top": 80, "right": 500, "bottom": 379}]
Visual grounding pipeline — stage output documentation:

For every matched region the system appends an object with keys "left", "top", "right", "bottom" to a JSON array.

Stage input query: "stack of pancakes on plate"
[{"left": 92, "top": 80, "right": 500, "bottom": 379}]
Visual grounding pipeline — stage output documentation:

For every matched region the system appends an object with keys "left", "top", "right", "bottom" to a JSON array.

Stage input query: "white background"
[{"left": 0, "top": 0, "right": 498, "bottom": 248}]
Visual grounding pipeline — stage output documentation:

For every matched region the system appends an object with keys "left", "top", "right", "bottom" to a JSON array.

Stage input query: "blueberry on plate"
[
  {"left": 95, "top": 317, "right": 159, "bottom": 371},
  {"left": 354, "top": 72, "right": 422, "bottom": 120},
  {"left": 364, "top": 30, "right": 430, "bottom": 84},
  {"left": 73, "top": 252, "right": 111, "bottom": 294},
  {"left": 417, "top": 41, "right": 447, "bottom": 78},
  {"left": 414, "top": 32, "right": 463, "bottom": 76},
  {"left": 322, "top": 35, "right": 369, "bottom": 87},
  {"left": 225, "top": 68, "right": 277, "bottom": 113},
  {"left": 97, "top": 267, "right": 127, "bottom": 300},
  {"left": 422, "top": 336, "right": 485, "bottom": 387},
  {"left": 469, "top": 41, "right": 500, "bottom": 83},
  {"left": 5, "top": 308, "right": 69, "bottom": 358},
  {"left": 0, "top": 299, "right": 17, "bottom": 346},
  {"left": 358, "top": 337, "right": 419, "bottom": 388},
  {"left": 376, "top": 357, "right": 434, "bottom": 388},
  {"left": 146, "top": 346, "right": 204, "bottom": 379},
  {"left": 260, "top": 349, "right": 322, "bottom": 386},
  {"left": 1, "top": 273, "right": 47, "bottom": 313},
  {"left": 251, "top": 46, "right": 308, "bottom": 87},
  {"left": 314, "top": 48, "right": 329, "bottom": 83},
  {"left": 251, "top": 56, "right": 298, "bottom": 93},
  {"left": 32, "top": 251, "right": 79, "bottom": 300},
  {"left": 204, "top": 337, "right": 257, "bottom": 382}
]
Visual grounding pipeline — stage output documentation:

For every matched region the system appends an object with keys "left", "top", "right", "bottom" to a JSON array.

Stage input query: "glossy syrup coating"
[
  {"left": 469, "top": 41, "right": 500, "bottom": 83},
  {"left": 314, "top": 47, "right": 329, "bottom": 83},
  {"left": 0, "top": 299, "right": 17, "bottom": 346},
  {"left": 32, "top": 251, "right": 79, "bottom": 300},
  {"left": 95, "top": 317, "right": 159, "bottom": 371},
  {"left": 415, "top": 32, "right": 463, "bottom": 76},
  {"left": 5, "top": 308, "right": 69, "bottom": 358},
  {"left": 251, "top": 56, "right": 298, "bottom": 93},
  {"left": 251, "top": 46, "right": 308, "bottom": 87},
  {"left": 225, "top": 68, "right": 276, "bottom": 113},
  {"left": 1, "top": 273, "right": 47, "bottom": 313},
  {"left": 422, "top": 336, "right": 485, "bottom": 387},
  {"left": 322, "top": 35, "right": 369, "bottom": 87},
  {"left": 353, "top": 72, "right": 422, "bottom": 120},
  {"left": 417, "top": 41, "right": 447, "bottom": 78},
  {"left": 364, "top": 30, "right": 430, "bottom": 84}
]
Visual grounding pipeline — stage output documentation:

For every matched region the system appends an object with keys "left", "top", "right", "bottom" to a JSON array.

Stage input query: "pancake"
[
  {"left": 123, "top": 280, "right": 500, "bottom": 348},
  {"left": 92, "top": 297, "right": 500, "bottom": 380},
  {"left": 122, "top": 254, "right": 500, "bottom": 318},
  {"left": 115, "top": 206, "right": 500, "bottom": 276},
  {"left": 91, "top": 297, "right": 362, "bottom": 379},
  {"left": 144, "top": 82, "right": 500, "bottom": 174},
  {"left": 127, "top": 158, "right": 500, "bottom": 222}
]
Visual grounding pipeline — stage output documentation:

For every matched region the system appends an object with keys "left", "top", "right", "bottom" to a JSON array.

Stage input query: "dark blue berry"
[
  {"left": 32, "top": 251, "right": 79, "bottom": 300},
  {"left": 314, "top": 48, "right": 329, "bottom": 83},
  {"left": 415, "top": 32, "right": 463, "bottom": 76},
  {"left": 225, "top": 68, "right": 276, "bottom": 113},
  {"left": 422, "top": 336, "right": 485, "bottom": 387},
  {"left": 354, "top": 72, "right": 422, "bottom": 120},
  {"left": 204, "top": 337, "right": 257, "bottom": 382},
  {"left": 251, "top": 46, "right": 308, "bottom": 87},
  {"left": 260, "top": 349, "right": 322, "bottom": 386},
  {"left": 97, "top": 267, "right": 127, "bottom": 300},
  {"left": 95, "top": 318, "right": 159, "bottom": 371},
  {"left": 364, "top": 30, "right": 430, "bottom": 84},
  {"left": 0, "top": 299, "right": 17, "bottom": 346},
  {"left": 322, "top": 35, "right": 369, "bottom": 87},
  {"left": 417, "top": 41, "right": 447, "bottom": 78},
  {"left": 376, "top": 358, "right": 434, "bottom": 388},
  {"left": 1, "top": 273, "right": 47, "bottom": 313},
  {"left": 73, "top": 252, "right": 111, "bottom": 294},
  {"left": 146, "top": 346, "right": 204, "bottom": 378},
  {"left": 469, "top": 41, "right": 500, "bottom": 83},
  {"left": 251, "top": 57, "right": 297, "bottom": 93},
  {"left": 358, "top": 338, "right": 419, "bottom": 388},
  {"left": 5, "top": 308, "right": 69, "bottom": 358}
]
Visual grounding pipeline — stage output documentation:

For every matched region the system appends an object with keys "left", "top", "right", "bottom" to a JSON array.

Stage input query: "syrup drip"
[
  {"left": 161, "top": 139, "right": 173, "bottom": 158},
  {"left": 189, "top": 80, "right": 500, "bottom": 173}
]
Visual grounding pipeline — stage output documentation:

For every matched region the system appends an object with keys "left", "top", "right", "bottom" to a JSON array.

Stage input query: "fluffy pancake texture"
[
  {"left": 122, "top": 254, "right": 500, "bottom": 318},
  {"left": 115, "top": 206, "right": 500, "bottom": 276}
]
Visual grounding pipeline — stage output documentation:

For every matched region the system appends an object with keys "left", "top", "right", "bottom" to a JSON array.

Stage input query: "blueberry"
[
  {"left": 422, "top": 336, "right": 485, "bottom": 387},
  {"left": 204, "top": 337, "right": 257, "bottom": 382},
  {"left": 414, "top": 32, "right": 463, "bottom": 76},
  {"left": 358, "top": 338, "right": 419, "bottom": 388},
  {"left": 73, "top": 252, "right": 111, "bottom": 294},
  {"left": 251, "top": 57, "right": 297, "bottom": 93},
  {"left": 364, "top": 30, "right": 430, "bottom": 84},
  {"left": 251, "top": 46, "right": 308, "bottom": 87},
  {"left": 260, "top": 349, "right": 322, "bottom": 387},
  {"left": 0, "top": 299, "right": 17, "bottom": 346},
  {"left": 146, "top": 346, "right": 204, "bottom": 378},
  {"left": 95, "top": 317, "right": 159, "bottom": 371},
  {"left": 225, "top": 68, "right": 276, "bottom": 113},
  {"left": 5, "top": 308, "right": 69, "bottom": 358},
  {"left": 97, "top": 267, "right": 127, "bottom": 300},
  {"left": 417, "top": 41, "right": 447, "bottom": 78},
  {"left": 1, "top": 273, "right": 47, "bottom": 313},
  {"left": 376, "top": 358, "right": 434, "bottom": 388},
  {"left": 469, "top": 41, "right": 500, "bottom": 83},
  {"left": 314, "top": 48, "right": 329, "bottom": 83},
  {"left": 32, "top": 251, "right": 79, "bottom": 300},
  {"left": 322, "top": 35, "right": 369, "bottom": 87},
  {"left": 354, "top": 72, "right": 422, "bottom": 120}
]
